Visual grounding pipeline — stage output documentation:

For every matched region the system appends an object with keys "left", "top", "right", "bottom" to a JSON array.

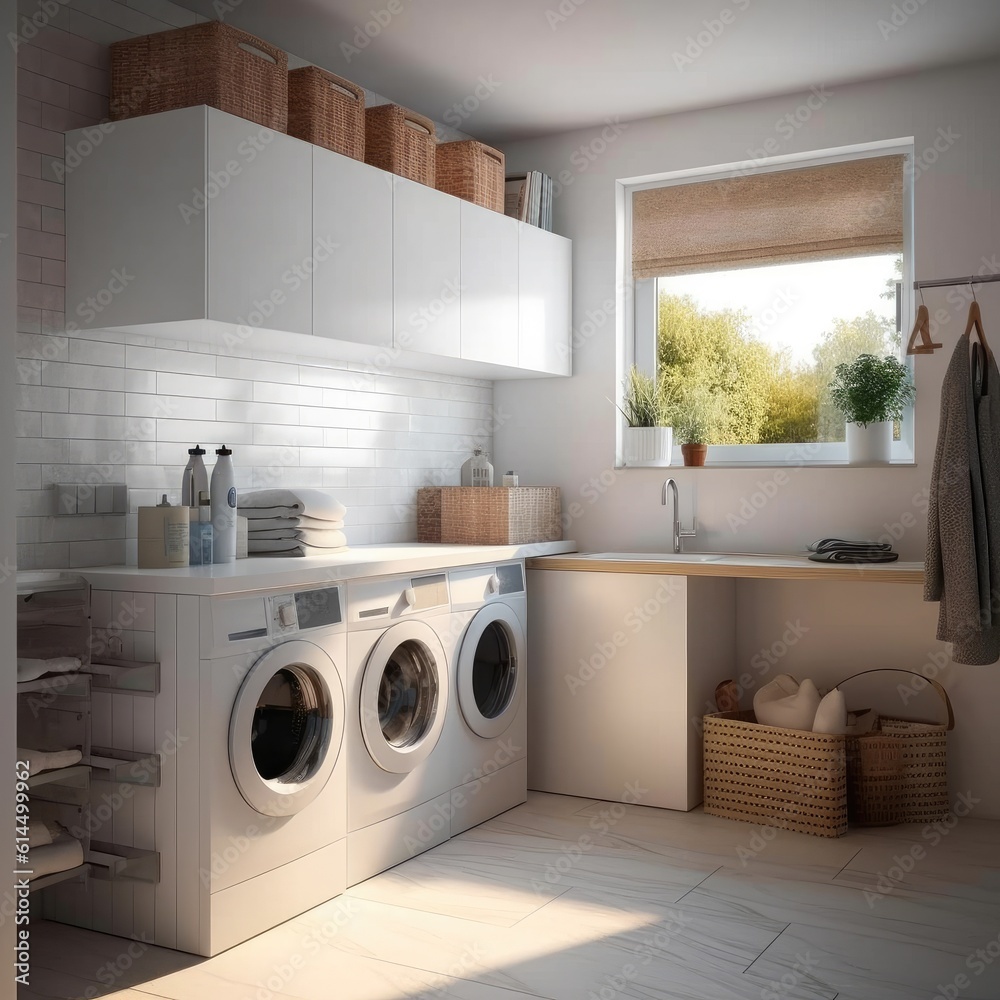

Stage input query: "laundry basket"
[
  {"left": 364, "top": 103, "right": 436, "bottom": 185},
  {"left": 287, "top": 66, "right": 365, "bottom": 159}
]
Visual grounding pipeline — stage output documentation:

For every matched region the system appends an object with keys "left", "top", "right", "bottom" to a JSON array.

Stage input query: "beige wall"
[{"left": 498, "top": 59, "right": 1000, "bottom": 816}]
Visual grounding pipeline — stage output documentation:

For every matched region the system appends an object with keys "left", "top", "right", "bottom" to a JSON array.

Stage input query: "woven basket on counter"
[
  {"left": 287, "top": 66, "right": 365, "bottom": 159},
  {"left": 436, "top": 140, "right": 505, "bottom": 212},
  {"left": 365, "top": 104, "right": 436, "bottom": 186},
  {"left": 110, "top": 21, "right": 288, "bottom": 130},
  {"left": 841, "top": 669, "right": 953, "bottom": 825},
  {"left": 417, "top": 487, "right": 562, "bottom": 545},
  {"left": 703, "top": 710, "right": 848, "bottom": 837}
]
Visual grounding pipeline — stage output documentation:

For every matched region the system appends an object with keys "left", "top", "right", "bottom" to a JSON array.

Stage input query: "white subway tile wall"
[{"left": 14, "top": 0, "right": 495, "bottom": 569}]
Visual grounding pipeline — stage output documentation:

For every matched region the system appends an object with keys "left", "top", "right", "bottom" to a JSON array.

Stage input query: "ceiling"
[{"left": 175, "top": 0, "right": 1000, "bottom": 142}]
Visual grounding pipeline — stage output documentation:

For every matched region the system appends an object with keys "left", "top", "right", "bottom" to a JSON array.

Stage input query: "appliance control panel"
[
  {"left": 347, "top": 573, "right": 450, "bottom": 628},
  {"left": 450, "top": 562, "right": 525, "bottom": 611},
  {"left": 207, "top": 585, "right": 344, "bottom": 650}
]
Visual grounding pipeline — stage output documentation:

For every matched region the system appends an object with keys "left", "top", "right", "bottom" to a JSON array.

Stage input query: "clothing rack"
[{"left": 913, "top": 273, "right": 1000, "bottom": 290}]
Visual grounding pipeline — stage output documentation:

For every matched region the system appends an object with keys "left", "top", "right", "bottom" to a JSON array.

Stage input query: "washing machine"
[
  {"left": 345, "top": 571, "right": 456, "bottom": 885},
  {"left": 178, "top": 582, "right": 348, "bottom": 955},
  {"left": 448, "top": 562, "right": 528, "bottom": 835}
]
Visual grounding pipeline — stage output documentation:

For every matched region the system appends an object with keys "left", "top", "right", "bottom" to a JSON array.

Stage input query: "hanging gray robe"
[{"left": 925, "top": 333, "right": 1000, "bottom": 664}]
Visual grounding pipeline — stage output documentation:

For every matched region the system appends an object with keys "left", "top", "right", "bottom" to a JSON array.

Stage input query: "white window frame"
[{"left": 616, "top": 138, "right": 916, "bottom": 468}]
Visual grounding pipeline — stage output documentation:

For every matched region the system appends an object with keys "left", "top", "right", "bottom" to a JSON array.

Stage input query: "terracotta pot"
[{"left": 681, "top": 442, "right": 707, "bottom": 467}]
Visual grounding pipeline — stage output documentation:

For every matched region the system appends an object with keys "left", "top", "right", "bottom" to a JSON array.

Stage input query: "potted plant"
[
  {"left": 829, "top": 354, "right": 915, "bottom": 465},
  {"left": 672, "top": 385, "right": 722, "bottom": 466},
  {"left": 618, "top": 366, "right": 672, "bottom": 466}
]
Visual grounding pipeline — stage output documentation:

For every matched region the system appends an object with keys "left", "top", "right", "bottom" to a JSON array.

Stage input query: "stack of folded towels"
[
  {"left": 806, "top": 537, "right": 898, "bottom": 563},
  {"left": 239, "top": 489, "right": 348, "bottom": 557}
]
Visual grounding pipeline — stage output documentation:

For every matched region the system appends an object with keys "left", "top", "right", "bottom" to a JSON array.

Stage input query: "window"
[{"left": 623, "top": 145, "right": 914, "bottom": 466}]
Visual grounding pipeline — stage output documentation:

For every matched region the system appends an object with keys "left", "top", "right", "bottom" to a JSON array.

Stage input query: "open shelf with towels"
[{"left": 86, "top": 658, "right": 160, "bottom": 696}]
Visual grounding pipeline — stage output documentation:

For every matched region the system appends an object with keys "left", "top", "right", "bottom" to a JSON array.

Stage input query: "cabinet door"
[
  {"left": 518, "top": 224, "right": 572, "bottom": 375},
  {"left": 207, "top": 110, "right": 313, "bottom": 337},
  {"left": 393, "top": 177, "right": 461, "bottom": 358},
  {"left": 313, "top": 148, "right": 393, "bottom": 348},
  {"left": 66, "top": 106, "right": 207, "bottom": 330},
  {"left": 460, "top": 202, "right": 519, "bottom": 366}
]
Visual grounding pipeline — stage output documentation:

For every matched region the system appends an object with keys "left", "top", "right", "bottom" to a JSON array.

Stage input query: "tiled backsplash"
[{"left": 15, "top": 0, "right": 494, "bottom": 569}]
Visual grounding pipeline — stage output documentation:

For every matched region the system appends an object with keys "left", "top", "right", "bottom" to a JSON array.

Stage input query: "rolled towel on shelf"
[
  {"left": 18, "top": 747, "right": 83, "bottom": 776},
  {"left": 27, "top": 819, "right": 57, "bottom": 849},
  {"left": 238, "top": 489, "right": 347, "bottom": 522},
  {"left": 16, "top": 656, "right": 82, "bottom": 683},
  {"left": 29, "top": 836, "right": 84, "bottom": 881},
  {"left": 244, "top": 515, "right": 345, "bottom": 531}
]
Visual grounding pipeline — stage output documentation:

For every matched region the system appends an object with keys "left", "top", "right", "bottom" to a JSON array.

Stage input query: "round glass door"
[
  {"left": 458, "top": 604, "right": 524, "bottom": 739},
  {"left": 230, "top": 640, "right": 344, "bottom": 817},
  {"left": 360, "top": 620, "right": 448, "bottom": 773}
]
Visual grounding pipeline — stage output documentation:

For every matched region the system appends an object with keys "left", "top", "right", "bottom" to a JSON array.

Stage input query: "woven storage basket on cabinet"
[
  {"left": 436, "top": 140, "right": 505, "bottom": 212},
  {"left": 417, "top": 487, "right": 561, "bottom": 545},
  {"left": 110, "top": 21, "right": 288, "bottom": 130},
  {"left": 287, "top": 66, "right": 365, "bottom": 159},
  {"left": 703, "top": 711, "right": 848, "bottom": 837},
  {"left": 364, "top": 104, "right": 436, "bottom": 186},
  {"left": 840, "top": 669, "right": 953, "bottom": 824}
]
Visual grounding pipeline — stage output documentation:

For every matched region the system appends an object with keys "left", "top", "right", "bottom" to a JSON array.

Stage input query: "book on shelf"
[{"left": 504, "top": 170, "right": 554, "bottom": 231}]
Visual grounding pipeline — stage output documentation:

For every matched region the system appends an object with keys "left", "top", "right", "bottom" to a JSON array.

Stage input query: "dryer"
[
  {"left": 345, "top": 571, "right": 456, "bottom": 885},
  {"left": 448, "top": 562, "right": 528, "bottom": 835},
  {"left": 180, "top": 582, "right": 349, "bottom": 955}
]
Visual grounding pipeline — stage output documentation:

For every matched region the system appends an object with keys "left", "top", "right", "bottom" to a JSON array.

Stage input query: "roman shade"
[{"left": 631, "top": 154, "right": 905, "bottom": 280}]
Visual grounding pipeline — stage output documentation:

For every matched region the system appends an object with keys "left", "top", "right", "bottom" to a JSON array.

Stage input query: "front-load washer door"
[
  {"left": 457, "top": 603, "right": 524, "bottom": 740},
  {"left": 230, "top": 639, "right": 345, "bottom": 817},
  {"left": 360, "top": 620, "right": 448, "bottom": 774}
]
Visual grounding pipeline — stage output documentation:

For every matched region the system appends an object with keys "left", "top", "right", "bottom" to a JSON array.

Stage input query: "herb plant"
[{"left": 829, "top": 354, "right": 915, "bottom": 426}]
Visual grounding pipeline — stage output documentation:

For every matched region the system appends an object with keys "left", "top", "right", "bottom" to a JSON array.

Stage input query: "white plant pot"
[
  {"left": 846, "top": 421, "right": 892, "bottom": 465},
  {"left": 623, "top": 426, "right": 672, "bottom": 466}
]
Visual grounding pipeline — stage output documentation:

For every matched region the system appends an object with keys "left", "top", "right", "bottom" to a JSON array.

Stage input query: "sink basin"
[{"left": 573, "top": 552, "right": 723, "bottom": 563}]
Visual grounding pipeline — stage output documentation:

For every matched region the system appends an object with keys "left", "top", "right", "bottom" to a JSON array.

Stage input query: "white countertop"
[
  {"left": 527, "top": 550, "right": 924, "bottom": 583},
  {"left": 76, "top": 541, "right": 577, "bottom": 595}
]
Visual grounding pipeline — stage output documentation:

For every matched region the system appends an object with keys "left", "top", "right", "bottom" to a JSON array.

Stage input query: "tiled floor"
[{"left": 21, "top": 792, "right": 1000, "bottom": 1000}]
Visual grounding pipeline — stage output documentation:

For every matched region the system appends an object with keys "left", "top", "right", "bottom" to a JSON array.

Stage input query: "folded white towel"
[
  {"left": 239, "top": 489, "right": 346, "bottom": 522},
  {"left": 247, "top": 515, "right": 346, "bottom": 531},
  {"left": 248, "top": 527, "right": 348, "bottom": 546},
  {"left": 249, "top": 531, "right": 348, "bottom": 553},
  {"left": 18, "top": 747, "right": 83, "bottom": 777},
  {"left": 29, "top": 837, "right": 84, "bottom": 881},
  {"left": 27, "top": 820, "right": 55, "bottom": 849},
  {"left": 16, "top": 656, "right": 82, "bottom": 683}
]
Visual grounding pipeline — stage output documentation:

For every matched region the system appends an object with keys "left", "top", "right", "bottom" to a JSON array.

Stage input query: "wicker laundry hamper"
[
  {"left": 436, "top": 140, "right": 505, "bottom": 212},
  {"left": 364, "top": 104, "right": 436, "bottom": 186},
  {"left": 287, "top": 66, "right": 365, "bottom": 159},
  {"left": 110, "top": 21, "right": 288, "bottom": 131}
]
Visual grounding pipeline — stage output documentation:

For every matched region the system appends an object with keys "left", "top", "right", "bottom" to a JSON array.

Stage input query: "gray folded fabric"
[
  {"left": 808, "top": 550, "right": 899, "bottom": 564},
  {"left": 807, "top": 538, "right": 893, "bottom": 553}
]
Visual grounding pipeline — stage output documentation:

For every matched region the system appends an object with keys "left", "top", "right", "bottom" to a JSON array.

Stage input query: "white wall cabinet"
[
  {"left": 519, "top": 223, "right": 572, "bottom": 376},
  {"left": 460, "top": 201, "right": 519, "bottom": 367},
  {"left": 66, "top": 107, "right": 571, "bottom": 379},
  {"left": 313, "top": 147, "right": 393, "bottom": 348},
  {"left": 392, "top": 177, "right": 462, "bottom": 359}
]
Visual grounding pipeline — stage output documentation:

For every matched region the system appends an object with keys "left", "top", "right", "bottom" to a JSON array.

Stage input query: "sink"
[{"left": 573, "top": 552, "right": 723, "bottom": 563}]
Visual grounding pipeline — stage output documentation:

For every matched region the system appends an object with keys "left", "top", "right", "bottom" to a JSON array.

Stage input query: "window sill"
[{"left": 618, "top": 460, "right": 917, "bottom": 470}]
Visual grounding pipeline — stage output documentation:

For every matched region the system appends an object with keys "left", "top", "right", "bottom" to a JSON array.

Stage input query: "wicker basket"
[
  {"left": 435, "top": 140, "right": 505, "bottom": 212},
  {"left": 846, "top": 735, "right": 903, "bottom": 826},
  {"left": 110, "top": 21, "right": 288, "bottom": 131},
  {"left": 417, "top": 487, "right": 561, "bottom": 545},
  {"left": 365, "top": 104, "right": 436, "bottom": 186},
  {"left": 703, "top": 711, "right": 848, "bottom": 837},
  {"left": 287, "top": 66, "right": 364, "bottom": 159},
  {"left": 840, "top": 669, "right": 953, "bottom": 824}
]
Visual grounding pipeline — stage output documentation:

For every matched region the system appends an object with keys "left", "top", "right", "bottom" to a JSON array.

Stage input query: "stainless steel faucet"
[{"left": 662, "top": 478, "right": 697, "bottom": 553}]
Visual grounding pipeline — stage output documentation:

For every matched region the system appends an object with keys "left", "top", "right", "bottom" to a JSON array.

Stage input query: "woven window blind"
[{"left": 631, "top": 154, "right": 904, "bottom": 280}]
